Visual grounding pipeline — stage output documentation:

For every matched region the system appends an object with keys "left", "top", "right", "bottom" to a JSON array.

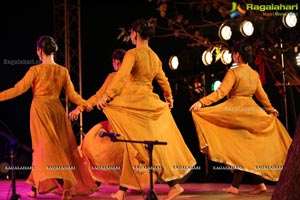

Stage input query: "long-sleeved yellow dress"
[
  {"left": 100, "top": 46, "right": 197, "bottom": 189},
  {"left": 0, "top": 64, "right": 98, "bottom": 195},
  {"left": 191, "top": 64, "right": 292, "bottom": 181},
  {"left": 78, "top": 72, "right": 151, "bottom": 189}
]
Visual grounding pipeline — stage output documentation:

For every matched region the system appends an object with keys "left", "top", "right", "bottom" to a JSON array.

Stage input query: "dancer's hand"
[
  {"left": 166, "top": 98, "right": 174, "bottom": 109},
  {"left": 97, "top": 97, "right": 109, "bottom": 110},
  {"left": 271, "top": 109, "right": 279, "bottom": 117},
  {"left": 189, "top": 101, "right": 203, "bottom": 111},
  {"left": 69, "top": 108, "right": 80, "bottom": 121},
  {"left": 85, "top": 103, "right": 93, "bottom": 112}
]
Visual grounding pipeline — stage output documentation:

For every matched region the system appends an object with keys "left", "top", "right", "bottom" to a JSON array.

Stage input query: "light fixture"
[
  {"left": 202, "top": 49, "right": 213, "bottom": 66},
  {"left": 218, "top": 18, "right": 254, "bottom": 41},
  {"left": 240, "top": 20, "right": 254, "bottom": 37},
  {"left": 282, "top": 12, "right": 298, "bottom": 28},
  {"left": 220, "top": 49, "right": 232, "bottom": 65},
  {"left": 168, "top": 55, "right": 179, "bottom": 70},
  {"left": 218, "top": 22, "right": 232, "bottom": 41},
  {"left": 296, "top": 52, "right": 300, "bottom": 66},
  {"left": 211, "top": 80, "right": 222, "bottom": 91}
]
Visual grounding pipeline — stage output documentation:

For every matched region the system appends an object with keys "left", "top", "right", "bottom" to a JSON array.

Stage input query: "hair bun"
[{"left": 36, "top": 36, "right": 58, "bottom": 55}]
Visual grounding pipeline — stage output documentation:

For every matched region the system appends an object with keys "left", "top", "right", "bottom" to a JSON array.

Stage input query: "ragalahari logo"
[
  {"left": 230, "top": 2, "right": 298, "bottom": 17},
  {"left": 246, "top": 3, "right": 298, "bottom": 12},
  {"left": 230, "top": 2, "right": 246, "bottom": 19}
]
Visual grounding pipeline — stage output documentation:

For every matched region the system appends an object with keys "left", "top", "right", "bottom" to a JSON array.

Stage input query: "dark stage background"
[{"left": 1, "top": 0, "right": 299, "bottom": 185}]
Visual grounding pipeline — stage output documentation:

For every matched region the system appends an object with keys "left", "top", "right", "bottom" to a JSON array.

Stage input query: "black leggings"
[
  {"left": 119, "top": 186, "right": 128, "bottom": 191},
  {"left": 167, "top": 179, "right": 180, "bottom": 187},
  {"left": 232, "top": 170, "right": 264, "bottom": 189}
]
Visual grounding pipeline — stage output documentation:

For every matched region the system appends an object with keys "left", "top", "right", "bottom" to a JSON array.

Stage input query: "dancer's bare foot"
[
  {"left": 248, "top": 183, "right": 267, "bottom": 195},
  {"left": 62, "top": 190, "right": 72, "bottom": 200},
  {"left": 111, "top": 190, "right": 125, "bottom": 200},
  {"left": 26, "top": 191, "right": 37, "bottom": 198},
  {"left": 222, "top": 185, "right": 239, "bottom": 194},
  {"left": 162, "top": 184, "right": 184, "bottom": 200}
]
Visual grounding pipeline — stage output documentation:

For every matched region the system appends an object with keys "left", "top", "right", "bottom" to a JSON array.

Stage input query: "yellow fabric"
[
  {"left": 78, "top": 72, "right": 152, "bottom": 189},
  {"left": 79, "top": 120, "right": 121, "bottom": 184},
  {"left": 192, "top": 64, "right": 292, "bottom": 181},
  {"left": 77, "top": 72, "right": 116, "bottom": 111},
  {"left": 0, "top": 64, "right": 97, "bottom": 195},
  {"left": 101, "top": 46, "right": 196, "bottom": 188},
  {"left": 79, "top": 120, "right": 154, "bottom": 190}
]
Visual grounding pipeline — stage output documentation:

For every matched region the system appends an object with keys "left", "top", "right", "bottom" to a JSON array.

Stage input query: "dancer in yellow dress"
[
  {"left": 190, "top": 39, "right": 292, "bottom": 195},
  {"left": 69, "top": 49, "right": 151, "bottom": 190},
  {"left": 0, "top": 36, "right": 98, "bottom": 199},
  {"left": 69, "top": 49, "right": 125, "bottom": 185},
  {"left": 97, "top": 18, "right": 197, "bottom": 200}
]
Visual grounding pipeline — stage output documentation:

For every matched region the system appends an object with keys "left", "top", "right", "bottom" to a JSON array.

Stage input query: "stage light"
[
  {"left": 240, "top": 20, "right": 254, "bottom": 37},
  {"left": 211, "top": 80, "right": 222, "bottom": 91},
  {"left": 296, "top": 52, "right": 300, "bottom": 66},
  {"left": 282, "top": 12, "right": 298, "bottom": 28},
  {"left": 202, "top": 49, "right": 213, "bottom": 66},
  {"left": 168, "top": 55, "right": 179, "bottom": 70},
  {"left": 202, "top": 46, "right": 231, "bottom": 66},
  {"left": 218, "top": 22, "right": 232, "bottom": 41},
  {"left": 220, "top": 49, "right": 232, "bottom": 65},
  {"left": 218, "top": 19, "right": 254, "bottom": 41}
]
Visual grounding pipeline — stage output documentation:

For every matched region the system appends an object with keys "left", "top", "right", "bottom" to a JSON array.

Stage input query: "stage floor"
[{"left": 0, "top": 179, "right": 274, "bottom": 200}]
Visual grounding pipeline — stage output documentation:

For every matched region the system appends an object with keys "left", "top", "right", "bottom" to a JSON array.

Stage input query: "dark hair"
[
  {"left": 36, "top": 36, "right": 58, "bottom": 55},
  {"left": 130, "top": 18, "right": 155, "bottom": 40},
  {"left": 112, "top": 49, "right": 126, "bottom": 62},
  {"left": 232, "top": 39, "right": 253, "bottom": 64}
]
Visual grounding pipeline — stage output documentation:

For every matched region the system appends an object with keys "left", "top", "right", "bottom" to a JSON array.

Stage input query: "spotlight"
[
  {"left": 168, "top": 55, "right": 179, "bottom": 70},
  {"left": 202, "top": 49, "right": 213, "bottom": 66},
  {"left": 282, "top": 12, "right": 298, "bottom": 28},
  {"left": 220, "top": 49, "right": 232, "bottom": 65},
  {"left": 296, "top": 52, "right": 300, "bottom": 66},
  {"left": 218, "top": 18, "right": 254, "bottom": 41},
  {"left": 240, "top": 20, "right": 254, "bottom": 37},
  {"left": 218, "top": 22, "right": 232, "bottom": 41}
]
